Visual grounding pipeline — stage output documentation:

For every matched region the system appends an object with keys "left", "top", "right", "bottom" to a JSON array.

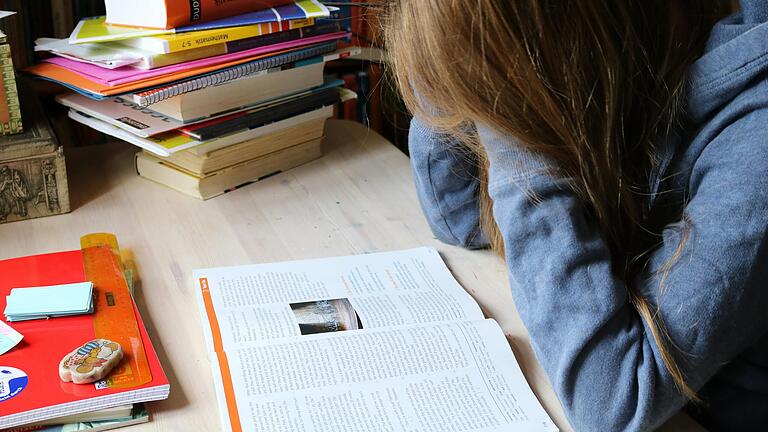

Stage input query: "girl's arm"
[
  {"left": 408, "top": 116, "right": 488, "bottom": 249},
  {"left": 477, "top": 111, "right": 768, "bottom": 431}
]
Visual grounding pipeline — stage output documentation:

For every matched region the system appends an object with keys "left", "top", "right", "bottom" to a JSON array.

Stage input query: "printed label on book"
[
  {"left": 0, "top": 366, "right": 27, "bottom": 402},
  {"left": 189, "top": 0, "right": 202, "bottom": 22},
  {"left": 117, "top": 117, "right": 150, "bottom": 130}
]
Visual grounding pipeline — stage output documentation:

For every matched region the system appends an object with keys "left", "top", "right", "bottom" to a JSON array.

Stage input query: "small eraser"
[{"left": 59, "top": 339, "right": 123, "bottom": 384}]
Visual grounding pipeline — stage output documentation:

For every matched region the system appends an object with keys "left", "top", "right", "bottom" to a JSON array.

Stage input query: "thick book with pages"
[
  {"left": 112, "top": 16, "right": 316, "bottom": 54},
  {"left": 63, "top": 85, "right": 346, "bottom": 157},
  {"left": 26, "top": 42, "right": 343, "bottom": 100},
  {"left": 161, "top": 114, "right": 328, "bottom": 175},
  {"left": 135, "top": 44, "right": 355, "bottom": 122},
  {"left": 193, "top": 247, "right": 559, "bottom": 432},
  {"left": 129, "top": 44, "right": 356, "bottom": 108},
  {"left": 135, "top": 137, "right": 323, "bottom": 200}
]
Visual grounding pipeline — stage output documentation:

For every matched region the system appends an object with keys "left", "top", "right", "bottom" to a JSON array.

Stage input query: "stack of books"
[{"left": 27, "top": 0, "right": 359, "bottom": 199}]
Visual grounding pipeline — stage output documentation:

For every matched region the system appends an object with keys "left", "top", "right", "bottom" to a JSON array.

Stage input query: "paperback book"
[{"left": 193, "top": 247, "right": 559, "bottom": 432}]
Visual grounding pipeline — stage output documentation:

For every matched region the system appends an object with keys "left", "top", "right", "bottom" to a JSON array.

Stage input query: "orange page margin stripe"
[{"left": 200, "top": 277, "right": 243, "bottom": 432}]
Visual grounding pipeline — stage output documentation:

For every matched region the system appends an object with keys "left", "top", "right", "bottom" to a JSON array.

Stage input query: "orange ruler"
[{"left": 80, "top": 233, "right": 152, "bottom": 389}]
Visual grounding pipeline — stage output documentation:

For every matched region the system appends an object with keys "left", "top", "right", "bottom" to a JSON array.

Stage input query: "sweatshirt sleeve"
[
  {"left": 478, "top": 111, "right": 768, "bottom": 431},
  {"left": 408, "top": 116, "right": 488, "bottom": 249}
]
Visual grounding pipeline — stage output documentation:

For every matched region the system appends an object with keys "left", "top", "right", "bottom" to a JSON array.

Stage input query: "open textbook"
[{"left": 194, "top": 247, "right": 558, "bottom": 432}]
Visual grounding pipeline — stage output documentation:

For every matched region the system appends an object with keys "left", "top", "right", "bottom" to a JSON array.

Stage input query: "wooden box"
[
  {"left": 0, "top": 81, "right": 69, "bottom": 224},
  {"left": 0, "top": 147, "right": 69, "bottom": 223}
]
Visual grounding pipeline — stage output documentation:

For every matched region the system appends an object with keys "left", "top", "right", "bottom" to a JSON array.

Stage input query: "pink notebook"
[{"left": 43, "top": 32, "right": 349, "bottom": 87}]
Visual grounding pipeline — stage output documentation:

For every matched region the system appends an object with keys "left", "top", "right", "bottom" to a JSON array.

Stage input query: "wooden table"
[{"left": 0, "top": 120, "right": 701, "bottom": 431}]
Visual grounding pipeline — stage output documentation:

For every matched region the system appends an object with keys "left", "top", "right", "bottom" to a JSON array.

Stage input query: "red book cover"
[
  {"left": 106, "top": 0, "right": 296, "bottom": 29},
  {"left": 0, "top": 250, "right": 169, "bottom": 429}
]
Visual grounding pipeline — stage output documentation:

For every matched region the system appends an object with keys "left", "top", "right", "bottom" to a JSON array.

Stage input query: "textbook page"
[
  {"left": 194, "top": 247, "right": 485, "bottom": 349},
  {"left": 213, "top": 319, "right": 558, "bottom": 432}
]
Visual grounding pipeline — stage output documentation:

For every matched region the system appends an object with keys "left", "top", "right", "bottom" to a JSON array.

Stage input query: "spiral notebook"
[{"left": 129, "top": 43, "right": 357, "bottom": 107}]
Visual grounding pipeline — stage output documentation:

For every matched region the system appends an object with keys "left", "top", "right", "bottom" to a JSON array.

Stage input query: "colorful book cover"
[
  {"left": 34, "top": 38, "right": 146, "bottom": 70},
  {"left": 26, "top": 44, "right": 315, "bottom": 98},
  {"left": 37, "top": 20, "right": 341, "bottom": 72},
  {"left": 44, "top": 33, "right": 348, "bottom": 87},
  {"left": 105, "top": 0, "right": 294, "bottom": 29},
  {"left": 119, "top": 17, "right": 318, "bottom": 54},
  {"left": 71, "top": 1, "right": 330, "bottom": 45},
  {"left": 0, "top": 249, "right": 169, "bottom": 429},
  {"left": 56, "top": 93, "right": 183, "bottom": 138},
  {"left": 68, "top": 17, "right": 174, "bottom": 45},
  {"left": 176, "top": 0, "right": 332, "bottom": 32},
  {"left": 66, "top": 110, "right": 199, "bottom": 157}
]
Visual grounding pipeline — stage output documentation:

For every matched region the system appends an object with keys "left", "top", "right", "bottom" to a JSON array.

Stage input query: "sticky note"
[{"left": 4, "top": 282, "right": 94, "bottom": 322}]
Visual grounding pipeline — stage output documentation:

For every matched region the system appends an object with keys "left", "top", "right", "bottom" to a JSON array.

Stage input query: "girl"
[{"left": 385, "top": 1, "right": 768, "bottom": 430}]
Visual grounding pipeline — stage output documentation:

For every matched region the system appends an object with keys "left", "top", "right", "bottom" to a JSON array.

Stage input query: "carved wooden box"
[
  {"left": 0, "top": 147, "right": 69, "bottom": 223},
  {"left": 0, "top": 81, "right": 69, "bottom": 224}
]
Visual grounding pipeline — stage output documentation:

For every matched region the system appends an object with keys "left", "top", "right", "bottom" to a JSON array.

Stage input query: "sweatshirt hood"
[{"left": 686, "top": 0, "right": 768, "bottom": 123}]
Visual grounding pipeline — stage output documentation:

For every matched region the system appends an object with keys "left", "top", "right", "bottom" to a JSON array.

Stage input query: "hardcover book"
[{"left": 105, "top": 0, "right": 295, "bottom": 29}]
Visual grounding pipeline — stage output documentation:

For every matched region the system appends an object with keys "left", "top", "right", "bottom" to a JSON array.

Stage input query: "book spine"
[
  {"left": 225, "top": 28, "right": 302, "bottom": 54},
  {"left": 0, "top": 43, "right": 22, "bottom": 135},
  {"left": 133, "top": 41, "right": 338, "bottom": 107},
  {"left": 165, "top": 17, "right": 316, "bottom": 53},
  {"left": 142, "top": 43, "right": 229, "bottom": 69},
  {"left": 225, "top": 20, "right": 342, "bottom": 53},
  {"left": 164, "top": 0, "right": 294, "bottom": 29},
  {"left": 299, "top": 20, "right": 343, "bottom": 38},
  {"left": 190, "top": 88, "right": 341, "bottom": 141}
]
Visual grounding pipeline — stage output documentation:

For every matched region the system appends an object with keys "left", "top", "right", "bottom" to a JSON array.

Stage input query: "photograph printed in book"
[{"left": 290, "top": 298, "right": 364, "bottom": 335}]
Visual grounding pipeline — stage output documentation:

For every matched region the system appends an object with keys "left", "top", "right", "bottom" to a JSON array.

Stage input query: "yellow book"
[
  {"left": 115, "top": 18, "right": 315, "bottom": 54},
  {"left": 135, "top": 137, "right": 323, "bottom": 200},
  {"left": 160, "top": 117, "right": 327, "bottom": 175}
]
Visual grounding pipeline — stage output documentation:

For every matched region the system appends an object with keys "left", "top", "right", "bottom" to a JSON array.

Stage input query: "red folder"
[{"left": 0, "top": 250, "right": 169, "bottom": 429}]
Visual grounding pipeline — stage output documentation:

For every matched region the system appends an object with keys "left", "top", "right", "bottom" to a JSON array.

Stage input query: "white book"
[
  {"left": 67, "top": 110, "right": 192, "bottom": 157},
  {"left": 143, "top": 61, "right": 324, "bottom": 123},
  {"left": 35, "top": 37, "right": 227, "bottom": 70},
  {"left": 193, "top": 247, "right": 559, "bottom": 432},
  {"left": 67, "top": 105, "right": 335, "bottom": 157},
  {"left": 186, "top": 105, "right": 334, "bottom": 156}
]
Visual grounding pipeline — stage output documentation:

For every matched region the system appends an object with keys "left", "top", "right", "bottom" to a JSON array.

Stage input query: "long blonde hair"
[{"left": 385, "top": 0, "right": 729, "bottom": 399}]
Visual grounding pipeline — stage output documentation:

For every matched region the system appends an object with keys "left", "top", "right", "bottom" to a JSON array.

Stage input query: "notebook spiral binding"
[{"left": 133, "top": 41, "right": 338, "bottom": 107}]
